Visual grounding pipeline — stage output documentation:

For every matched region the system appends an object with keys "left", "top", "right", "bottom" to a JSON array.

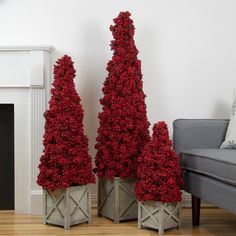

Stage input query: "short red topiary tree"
[
  {"left": 95, "top": 11, "right": 150, "bottom": 179},
  {"left": 37, "top": 55, "right": 95, "bottom": 191},
  {"left": 135, "top": 122, "right": 183, "bottom": 202}
]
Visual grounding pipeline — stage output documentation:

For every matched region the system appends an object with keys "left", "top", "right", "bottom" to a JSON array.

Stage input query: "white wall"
[{"left": 1, "top": 0, "right": 236, "bottom": 205}]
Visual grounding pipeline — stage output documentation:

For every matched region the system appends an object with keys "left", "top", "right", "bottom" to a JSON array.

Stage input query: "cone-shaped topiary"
[
  {"left": 37, "top": 55, "right": 95, "bottom": 191},
  {"left": 95, "top": 11, "right": 150, "bottom": 179},
  {"left": 135, "top": 122, "right": 183, "bottom": 202}
]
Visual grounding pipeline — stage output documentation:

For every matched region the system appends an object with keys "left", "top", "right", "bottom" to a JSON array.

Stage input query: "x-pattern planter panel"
[
  {"left": 43, "top": 185, "right": 91, "bottom": 229},
  {"left": 138, "top": 201, "right": 181, "bottom": 235},
  {"left": 98, "top": 177, "right": 138, "bottom": 223}
]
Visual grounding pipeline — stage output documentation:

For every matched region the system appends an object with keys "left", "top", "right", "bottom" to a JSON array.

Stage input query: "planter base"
[
  {"left": 43, "top": 185, "right": 91, "bottom": 229},
  {"left": 98, "top": 177, "right": 138, "bottom": 223},
  {"left": 138, "top": 201, "right": 181, "bottom": 234}
]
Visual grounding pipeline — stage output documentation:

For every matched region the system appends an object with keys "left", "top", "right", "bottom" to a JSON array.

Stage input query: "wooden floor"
[{"left": 0, "top": 208, "right": 236, "bottom": 236}]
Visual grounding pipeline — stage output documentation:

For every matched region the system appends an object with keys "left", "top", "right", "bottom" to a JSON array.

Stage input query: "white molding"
[
  {"left": 182, "top": 192, "right": 191, "bottom": 207},
  {"left": 30, "top": 190, "right": 43, "bottom": 215},
  {"left": 30, "top": 89, "right": 45, "bottom": 192},
  {"left": 91, "top": 193, "right": 214, "bottom": 208},
  {"left": 0, "top": 45, "right": 55, "bottom": 52},
  {"left": 182, "top": 192, "right": 214, "bottom": 207},
  {"left": 30, "top": 192, "right": 214, "bottom": 215},
  {"left": 30, "top": 190, "right": 43, "bottom": 195},
  {"left": 14, "top": 103, "right": 30, "bottom": 214},
  {"left": 29, "top": 51, "right": 45, "bottom": 87},
  {"left": 91, "top": 194, "right": 97, "bottom": 208},
  {"left": 0, "top": 85, "right": 30, "bottom": 88},
  {"left": 0, "top": 47, "right": 53, "bottom": 214},
  {"left": 93, "top": 193, "right": 183, "bottom": 208}
]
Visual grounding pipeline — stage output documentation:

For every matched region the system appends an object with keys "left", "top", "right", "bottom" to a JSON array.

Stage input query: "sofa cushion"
[{"left": 181, "top": 149, "right": 236, "bottom": 186}]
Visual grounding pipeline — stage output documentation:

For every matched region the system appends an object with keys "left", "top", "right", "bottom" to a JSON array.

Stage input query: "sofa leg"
[{"left": 192, "top": 195, "right": 201, "bottom": 226}]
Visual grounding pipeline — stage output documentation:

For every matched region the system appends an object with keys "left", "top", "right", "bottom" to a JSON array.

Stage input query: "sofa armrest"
[{"left": 173, "top": 119, "right": 229, "bottom": 155}]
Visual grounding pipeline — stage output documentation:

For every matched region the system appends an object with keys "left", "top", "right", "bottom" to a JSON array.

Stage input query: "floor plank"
[{"left": 0, "top": 208, "right": 235, "bottom": 235}]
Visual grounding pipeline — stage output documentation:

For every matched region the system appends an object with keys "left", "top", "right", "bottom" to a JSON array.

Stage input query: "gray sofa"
[{"left": 173, "top": 119, "right": 236, "bottom": 226}]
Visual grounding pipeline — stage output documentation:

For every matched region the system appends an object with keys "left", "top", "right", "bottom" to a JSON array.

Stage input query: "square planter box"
[
  {"left": 43, "top": 185, "right": 91, "bottom": 229},
  {"left": 138, "top": 201, "right": 181, "bottom": 235},
  {"left": 98, "top": 177, "right": 138, "bottom": 223}
]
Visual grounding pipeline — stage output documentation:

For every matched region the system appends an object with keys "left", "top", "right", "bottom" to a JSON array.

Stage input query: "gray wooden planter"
[
  {"left": 98, "top": 177, "right": 138, "bottom": 223},
  {"left": 138, "top": 201, "right": 181, "bottom": 234},
  {"left": 43, "top": 185, "right": 91, "bottom": 229}
]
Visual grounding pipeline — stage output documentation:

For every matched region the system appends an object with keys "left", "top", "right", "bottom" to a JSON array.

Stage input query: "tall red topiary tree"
[
  {"left": 95, "top": 11, "right": 150, "bottom": 179},
  {"left": 37, "top": 55, "right": 95, "bottom": 191},
  {"left": 135, "top": 122, "right": 183, "bottom": 202}
]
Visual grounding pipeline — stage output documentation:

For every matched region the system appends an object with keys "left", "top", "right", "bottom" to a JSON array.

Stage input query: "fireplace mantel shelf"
[{"left": 0, "top": 45, "right": 55, "bottom": 52}]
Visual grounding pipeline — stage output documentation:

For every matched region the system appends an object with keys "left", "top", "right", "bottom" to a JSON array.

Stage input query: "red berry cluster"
[
  {"left": 95, "top": 11, "right": 150, "bottom": 179},
  {"left": 37, "top": 55, "right": 95, "bottom": 191},
  {"left": 135, "top": 122, "right": 183, "bottom": 202}
]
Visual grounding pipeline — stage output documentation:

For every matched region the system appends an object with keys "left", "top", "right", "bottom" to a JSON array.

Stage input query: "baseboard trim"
[
  {"left": 30, "top": 190, "right": 214, "bottom": 215},
  {"left": 30, "top": 190, "right": 43, "bottom": 215},
  {"left": 181, "top": 191, "right": 214, "bottom": 207},
  {"left": 91, "top": 192, "right": 214, "bottom": 208},
  {"left": 91, "top": 193, "right": 97, "bottom": 208}
]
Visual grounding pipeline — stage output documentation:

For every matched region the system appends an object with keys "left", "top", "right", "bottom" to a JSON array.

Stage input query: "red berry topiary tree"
[
  {"left": 95, "top": 11, "right": 150, "bottom": 179},
  {"left": 37, "top": 55, "right": 95, "bottom": 191},
  {"left": 135, "top": 122, "right": 183, "bottom": 202}
]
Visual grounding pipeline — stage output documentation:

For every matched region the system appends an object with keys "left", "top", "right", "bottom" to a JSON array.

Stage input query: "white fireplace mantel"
[
  {"left": 0, "top": 45, "right": 54, "bottom": 52},
  {"left": 0, "top": 45, "right": 54, "bottom": 214}
]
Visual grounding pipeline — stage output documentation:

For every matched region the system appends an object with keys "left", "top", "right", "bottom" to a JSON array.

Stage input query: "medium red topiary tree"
[
  {"left": 95, "top": 11, "right": 150, "bottom": 179},
  {"left": 135, "top": 122, "right": 183, "bottom": 202},
  {"left": 37, "top": 55, "right": 95, "bottom": 191}
]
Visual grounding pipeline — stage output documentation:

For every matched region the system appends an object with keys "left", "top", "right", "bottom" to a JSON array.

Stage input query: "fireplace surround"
[{"left": 0, "top": 46, "right": 54, "bottom": 214}]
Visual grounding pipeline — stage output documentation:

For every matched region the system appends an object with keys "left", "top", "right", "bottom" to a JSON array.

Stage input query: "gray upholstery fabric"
[
  {"left": 183, "top": 171, "right": 236, "bottom": 215},
  {"left": 173, "top": 119, "right": 236, "bottom": 216},
  {"left": 173, "top": 119, "right": 229, "bottom": 155},
  {"left": 182, "top": 149, "right": 236, "bottom": 186}
]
